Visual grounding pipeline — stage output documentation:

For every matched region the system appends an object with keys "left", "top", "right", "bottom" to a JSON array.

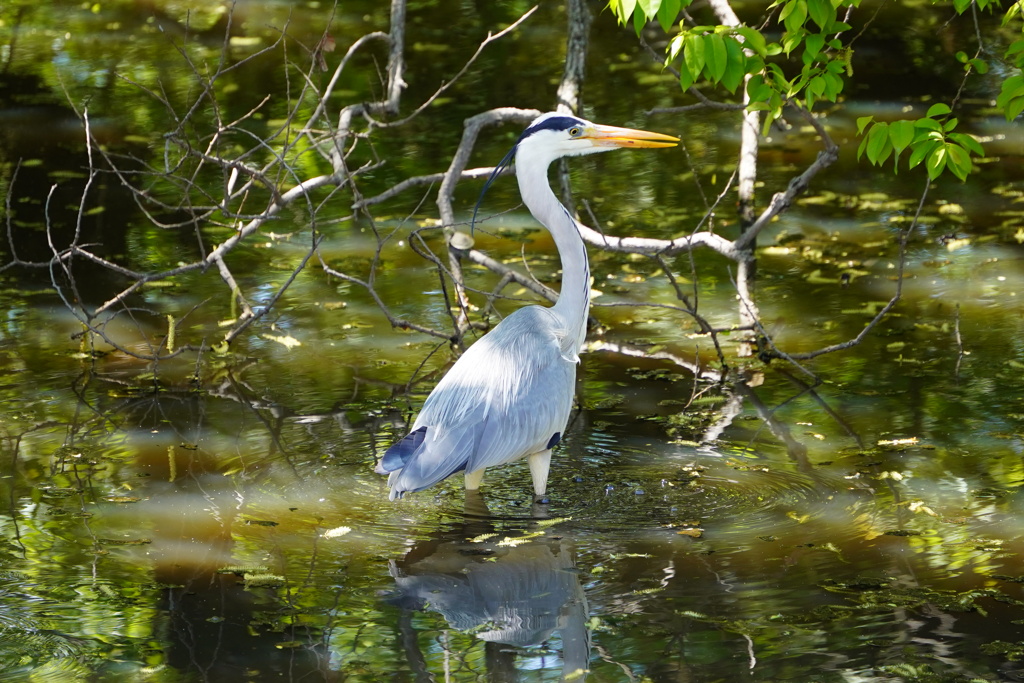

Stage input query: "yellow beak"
[{"left": 582, "top": 123, "right": 679, "bottom": 149}]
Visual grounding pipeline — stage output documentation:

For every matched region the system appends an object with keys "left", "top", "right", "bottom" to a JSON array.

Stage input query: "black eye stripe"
[{"left": 522, "top": 116, "right": 584, "bottom": 139}]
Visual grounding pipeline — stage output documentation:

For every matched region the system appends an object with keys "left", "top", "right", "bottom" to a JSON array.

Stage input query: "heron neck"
[{"left": 517, "top": 160, "right": 590, "bottom": 349}]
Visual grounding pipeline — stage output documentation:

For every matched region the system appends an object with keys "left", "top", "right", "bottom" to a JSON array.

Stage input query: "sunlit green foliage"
[
  {"left": 856, "top": 103, "right": 986, "bottom": 181},
  {"left": 609, "top": 0, "right": 1024, "bottom": 181},
  {"left": 997, "top": 8, "right": 1024, "bottom": 120}
]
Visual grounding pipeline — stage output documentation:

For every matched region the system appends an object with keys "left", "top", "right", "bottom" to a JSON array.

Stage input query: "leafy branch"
[{"left": 612, "top": 0, "right": 1023, "bottom": 179}]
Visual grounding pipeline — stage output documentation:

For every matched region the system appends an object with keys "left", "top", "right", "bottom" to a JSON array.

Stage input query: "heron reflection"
[{"left": 388, "top": 494, "right": 590, "bottom": 681}]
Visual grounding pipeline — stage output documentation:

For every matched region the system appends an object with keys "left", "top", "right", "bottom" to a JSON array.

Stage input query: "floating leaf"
[
  {"left": 244, "top": 573, "right": 285, "bottom": 587},
  {"left": 262, "top": 333, "right": 301, "bottom": 349},
  {"left": 323, "top": 526, "right": 352, "bottom": 538},
  {"left": 877, "top": 437, "right": 919, "bottom": 446}
]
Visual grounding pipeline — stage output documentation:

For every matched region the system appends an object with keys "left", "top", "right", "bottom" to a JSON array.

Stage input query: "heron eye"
[{"left": 568, "top": 127, "right": 581, "bottom": 136}]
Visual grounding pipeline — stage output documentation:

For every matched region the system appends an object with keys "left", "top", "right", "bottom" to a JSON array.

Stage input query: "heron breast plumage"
[{"left": 382, "top": 306, "right": 577, "bottom": 499}]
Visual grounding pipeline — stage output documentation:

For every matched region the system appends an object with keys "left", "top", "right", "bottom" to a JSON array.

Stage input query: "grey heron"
[{"left": 378, "top": 112, "right": 677, "bottom": 501}]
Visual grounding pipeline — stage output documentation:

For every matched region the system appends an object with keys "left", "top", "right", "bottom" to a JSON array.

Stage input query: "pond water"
[{"left": 1, "top": 1, "right": 1024, "bottom": 681}]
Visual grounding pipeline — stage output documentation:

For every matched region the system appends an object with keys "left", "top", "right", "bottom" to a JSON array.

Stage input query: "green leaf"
[
  {"left": 822, "top": 70, "right": 843, "bottom": 97},
  {"left": 804, "top": 33, "right": 824, "bottom": 60},
  {"left": 668, "top": 35, "right": 684, "bottom": 62},
  {"left": 926, "top": 103, "right": 952, "bottom": 118},
  {"left": 825, "top": 59, "right": 845, "bottom": 74},
  {"left": 865, "top": 122, "right": 892, "bottom": 165},
  {"left": 1005, "top": 95, "right": 1024, "bottom": 121},
  {"left": 760, "top": 108, "right": 779, "bottom": 136},
  {"left": 704, "top": 33, "right": 728, "bottom": 82},
  {"left": 908, "top": 139, "right": 939, "bottom": 169},
  {"left": 615, "top": 0, "right": 638, "bottom": 25},
  {"left": 747, "top": 74, "right": 772, "bottom": 102},
  {"left": 744, "top": 55, "right": 765, "bottom": 76},
  {"left": 857, "top": 132, "right": 870, "bottom": 160},
  {"left": 808, "top": 75, "right": 826, "bottom": 97},
  {"left": 968, "top": 58, "right": 989, "bottom": 74},
  {"left": 735, "top": 26, "right": 768, "bottom": 57},
  {"left": 946, "top": 143, "right": 972, "bottom": 181},
  {"left": 948, "top": 132, "right": 985, "bottom": 157},
  {"left": 781, "top": 0, "right": 808, "bottom": 33},
  {"left": 913, "top": 117, "right": 943, "bottom": 133},
  {"left": 926, "top": 145, "right": 947, "bottom": 180},
  {"left": 638, "top": 0, "right": 662, "bottom": 18},
  {"left": 807, "top": 0, "right": 836, "bottom": 29},
  {"left": 721, "top": 37, "right": 746, "bottom": 92},
  {"left": 678, "top": 56, "right": 695, "bottom": 90},
  {"left": 767, "top": 62, "right": 787, "bottom": 80},
  {"left": 1004, "top": 2, "right": 1023, "bottom": 26},
  {"left": 888, "top": 120, "right": 914, "bottom": 156},
  {"left": 782, "top": 32, "right": 804, "bottom": 57},
  {"left": 856, "top": 116, "right": 874, "bottom": 136},
  {"left": 633, "top": 7, "right": 646, "bottom": 34},
  {"left": 657, "top": 0, "right": 681, "bottom": 32},
  {"left": 684, "top": 32, "right": 706, "bottom": 80},
  {"left": 942, "top": 117, "right": 959, "bottom": 132},
  {"left": 996, "top": 74, "right": 1024, "bottom": 120}
]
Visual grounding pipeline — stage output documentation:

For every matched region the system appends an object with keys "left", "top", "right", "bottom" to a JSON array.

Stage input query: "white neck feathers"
[{"left": 515, "top": 145, "right": 590, "bottom": 354}]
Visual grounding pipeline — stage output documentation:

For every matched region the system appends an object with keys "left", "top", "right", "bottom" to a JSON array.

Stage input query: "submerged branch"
[{"left": 770, "top": 178, "right": 927, "bottom": 362}]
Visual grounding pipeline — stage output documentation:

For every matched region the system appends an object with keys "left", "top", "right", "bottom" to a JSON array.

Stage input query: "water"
[{"left": 2, "top": 0, "right": 1024, "bottom": 681}]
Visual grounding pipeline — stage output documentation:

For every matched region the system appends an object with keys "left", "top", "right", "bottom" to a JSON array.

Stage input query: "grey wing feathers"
[{"left": 384, "top": 307, "right": 576, "bottom": 499}]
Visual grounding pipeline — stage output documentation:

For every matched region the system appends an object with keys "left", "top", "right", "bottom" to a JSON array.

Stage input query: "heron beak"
[{"left": 583, "top": 124, "right": 679, "bottom": 149}]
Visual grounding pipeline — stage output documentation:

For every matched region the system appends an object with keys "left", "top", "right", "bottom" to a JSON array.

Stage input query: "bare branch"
[
  {"left": 462, "top": 247, "right": 558, "bottom": 303},
  {"left": 734, "top": 107, "right": 839, "bottom": 252},
  {"left": 436, "top": 107, "right": 542, "bottom": 227},
  {"left": 377, "top": 6, "right": 539, "bottom": 128},
  {"left": 577, "top": 223, "right": 742, "bottom": 259},
  {"left": 556, "top": 0, "right": 590, "bottom": 115},
  {"left": 353, "top": 167, "right": 500, "bottom": 210},
  {"left": 585, "top": 340, "right": 723, "bottom": 383}
]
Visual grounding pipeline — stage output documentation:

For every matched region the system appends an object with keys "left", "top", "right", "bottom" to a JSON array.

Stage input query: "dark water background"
[{"left": 0, "top": 1, "right": 1023, "bottom": 681}]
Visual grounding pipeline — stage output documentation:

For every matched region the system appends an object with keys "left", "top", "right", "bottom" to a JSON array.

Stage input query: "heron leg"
[
  {"left": 528, "top": 449, "right": 552, "bottom": 500},
  {"left": 464, "top": 468, "right": 485, "bottom": 491}
]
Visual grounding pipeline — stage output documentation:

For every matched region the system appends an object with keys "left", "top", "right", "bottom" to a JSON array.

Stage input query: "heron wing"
[{"left": 385, "top": 306, "right": 576, "bottom": 497}]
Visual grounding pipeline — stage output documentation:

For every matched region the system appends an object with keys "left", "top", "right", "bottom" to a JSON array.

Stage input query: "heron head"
[
  {"left": 471, "top": 112, "right": 677, "bottom": 231},
  {"left": 519, "top": 112, "right": 679, "bottom": 159}
]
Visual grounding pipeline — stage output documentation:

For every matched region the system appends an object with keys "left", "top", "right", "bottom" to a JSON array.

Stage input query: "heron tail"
[{"left": 378, "top": 426, "right": 428, "bottom": 474}]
